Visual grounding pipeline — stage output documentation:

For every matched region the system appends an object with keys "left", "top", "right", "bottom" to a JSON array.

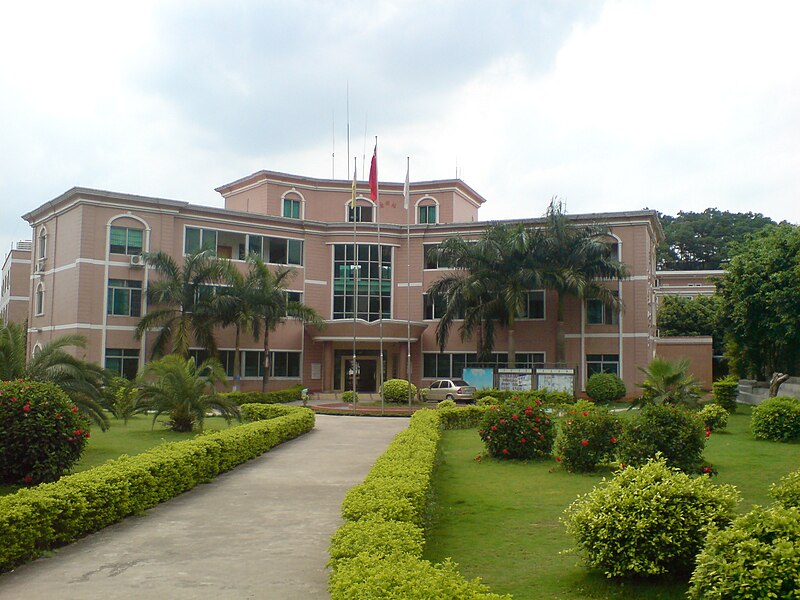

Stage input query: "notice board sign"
[
  {"left": 535, "top": 368, "right": 575, "bottom": 395},
  {"left": 462, "top": 367, "right": 495, "bottom": 391},
  {"left": 497, "top": 369, "right": 533, "bottom": 392}
]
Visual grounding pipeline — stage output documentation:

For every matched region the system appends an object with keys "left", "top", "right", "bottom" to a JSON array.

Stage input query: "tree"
[
  {"left": 657, "top": 294, "right": 725, "bottom": 356},
  {"left": 538, "top": 199, "right": 628, "bottom": 365},
  {"left": 135, "top": 250, "right": 227, "bottom": 358},
  {"left": 0, "top": 324, "right": 111, "bottom": 430},
  {"left": 246, "top": 256, "right": 324, "bottom": 392},
  {"left": 427, "top": 223, "right": 546, "bottom": 367},
  {"left": 658, "top": 208, "right": 776, "bottom": 270},
  {"left": 717, "top": 223, "right": 800, "bottom": 378},
  {"left": 134, "top": 354, "right": 239, "bottom": 432}
]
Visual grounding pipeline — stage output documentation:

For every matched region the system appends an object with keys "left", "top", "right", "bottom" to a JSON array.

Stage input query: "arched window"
[
  {"left": 37, "top": 227, "right": 47, "bottom": 260},
  {"left": 32, "top": 343, "right": 43, "bottom": 358},
  {"left": 416, "top": 197, "right": 438, "bottom": 224},
  {"left": 282, "top": 191, "right": 303, "bottom": 219},
  {"left": 35, "top": 282, "right": 45, "bottom": 315},
  {"left": 346, "top": 197, "right": 375, "bottom": 223}
]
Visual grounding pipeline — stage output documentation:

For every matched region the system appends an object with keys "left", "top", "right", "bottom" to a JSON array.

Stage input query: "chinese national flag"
[{"left": 368, "top": 143, "right": 378, "bottom": 201}]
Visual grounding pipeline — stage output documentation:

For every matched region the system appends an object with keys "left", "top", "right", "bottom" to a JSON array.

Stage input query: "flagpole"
[
  {"left": 372, "top": 137, "right": 385, "bottom": 416},
  {"left": 405, "top": 157, "right": 412, "bottom": 408},
  {"left": 351, "top": 157, "right": 358, "bottom": 414}
]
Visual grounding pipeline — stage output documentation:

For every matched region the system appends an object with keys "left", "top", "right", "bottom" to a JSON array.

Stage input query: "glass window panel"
[
  {"left": 287, "top": 239, "right": 303, "bottom": 265},
  {"left": 110, "top": 227, "right": 127, "bottom": 253},
  {"left": 127, "top": 229, "right": 143, "bottom": 253},
  {"left": 185, "top": 228, "right": 201, "bottom": 254}
]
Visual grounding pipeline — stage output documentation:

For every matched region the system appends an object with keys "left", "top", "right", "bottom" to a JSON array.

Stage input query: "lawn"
[
  {"left": 0, "top": 414, "right": 239, "bottom": 496},
  {"left": 423, "top": 405, "right": 799, "bottom": 600}
]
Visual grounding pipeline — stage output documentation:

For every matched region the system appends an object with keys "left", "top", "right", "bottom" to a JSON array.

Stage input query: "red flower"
[
  {"left": 491, "top": 425, "right": 498, "bottom": 431},
  {"left": 73, "top": 429, "right": 82, "bottom": 436},
  {"left": 581, "top": 439, "right": 589, "bottom": 446},
  {"left": 703, "top": 466, "right": 712, "bottom": 474},
  {"left": 22, "top": 404, "right": 30, "bottom": 412},
  {"left": 22, "top": 475, "right": 33, "bottom": 484},
  {"left": 520, "top": 438, "right": 527, "bottom": 443},
  {"left": 535, "top": 399, "right": 542, "bottom": 406},
  {"left": 474, "top": 454, "right": 482, "bottom": 462},
  {"left": 534, "top": 416, "right": 541, "bottom": 422},
  {"left": 502, "top": 448, "right": 510, "bottom": 455},
  {"left": 512, "top": 414, "right": 518, "bottom": 420},
  {"left": 70, "top": 405, "right": 79, "bottom": 413},
  {"left": 499, "top": 419, "right": 506, "bottom": 425},
  {"left": 610, "top": 436, "right": 618, "bottom": 444},
  {"left": 582, "top": 411, "right": 589, "bottom": 417},
  {"left": 55, "top": 413, "right": 62, "bottom": 419},
  {"left": 85, "top": 432, "right": 90, "bottom": 439},
  {"left": 538, "top": 434, "right": 544, "bottom": 440},
  {"left": 527, "top": 405, "right": 533, "bottom": 411},
  {"left": 555, "top": 456, "right": 562, "bottom": 462},
  {"left": 524, "top": 409, "right": 533, "bottom": 416}
]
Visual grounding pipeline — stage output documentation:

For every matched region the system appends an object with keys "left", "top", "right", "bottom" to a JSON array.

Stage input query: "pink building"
[
  {"left": 1, "top": 241, "right": 32, "bottom": 325},
  {"left": 21, "top": 169, "right": 670, "bottom": 394}
]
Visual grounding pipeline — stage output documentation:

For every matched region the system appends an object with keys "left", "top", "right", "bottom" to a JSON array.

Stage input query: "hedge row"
[
  {"left": 329, "top": 408, "right": 509, "bottom": 599},
  {"left": 218, "top": 384, "right": 304, "bottom": 405},
  {"left": 0, "top": 404, "right": 314, "bottom": 573}
]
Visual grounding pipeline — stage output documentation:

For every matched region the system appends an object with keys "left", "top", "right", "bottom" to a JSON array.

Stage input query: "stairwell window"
[
  {"left": 587, "top": 296, "right": 619, "bottom": 325},
  {"left": 110, "top": 226, "right": 143, "bottom": 255},
  {"left": 418, "top": 204, "right": 437, "bottom": 224},
  {"left": 35, "top": 283, "right": 45, "bottom": 316},
  {"left": 283, "top": 194, "right": 302, "bottom": 219},
  {"left": 107, "top": 279, "right": 142, "bottom": 317}
]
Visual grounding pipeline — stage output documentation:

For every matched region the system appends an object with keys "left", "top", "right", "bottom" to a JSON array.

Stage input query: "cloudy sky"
[{"left": 1, "top": 1, "right": 798, "bottom": 252}]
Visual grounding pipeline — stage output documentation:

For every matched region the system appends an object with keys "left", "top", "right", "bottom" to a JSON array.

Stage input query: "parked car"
[{"left": 425, "top": 379, "right": 477, "bottom": 403}]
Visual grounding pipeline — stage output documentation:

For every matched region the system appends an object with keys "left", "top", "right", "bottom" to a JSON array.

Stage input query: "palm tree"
[
  {"left": 214, "top": 259, "right": 261, "bottom": 391},
  {"left": 635, "top": 357, "right": 701, "bottom": 408},
  {"left": 21, "top": 333, "right": 110, "bottom": 430},
  {"left": 428, "top": 223, "right": 546, "bottom": 367},
  {"left": 135, "top": 250, "right": 227, "bottom": 358},
  {"left": 135, "top": 354, "right": 238, "bottom": 432},
  {"left": 0, "top": 319, "right": 27, "bottom": 381},
  {"left": 538, "top": 199, "right": 628, "bottom": 365},
  {"left": 247, "top": 255, "right": 323, "bottom": 392}
]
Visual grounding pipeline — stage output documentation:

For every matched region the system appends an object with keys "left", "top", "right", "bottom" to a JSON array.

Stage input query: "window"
[
  {"left": 37, "top": 228, "right": 47, "bottom": 260},
  {"left": 241, "top": 350, "right": 301, "bottom": 378},
  {"left": 283, "top": 195, "right": 301, "bottom": 219},
  {"left": 110, "top": 226, "right": 143, "bottom": 255},
  {"left": 516, "top": 353, "right": 546, "bottom": 369},
  {"left": 247, "top": 235, "right": 303, "bottom": 266},
  {"left": 519, "top": 290, "right": 545, "bottom": 319},
  {"left": 105, "top": 348, "right": 139, "bottom": 379},
  {"left": 107, "top": 279, "right": 142, "bottom": 317},
  {"left": 190, "top": 349, "right": 236, "bottom": 377},
  {"left": 184, "top": 227, "right": 218, "bottom": 255},
  {"left": 423, "top": 352, "right": 538, "bottom": 378},
  {"left": 348, "top": 204, "right": 374, "bottom": 223},
  {"left": 586, "top": 354, "right": 620, "bottom": 377},
  {"left": 423, "top": 293, "right": 447, "bottom": 320},
  {"left": 35, "top": 283, "right": 44, "bottom": 315},
  {"left": 418, "top": 204, "right": 437, "bottom": 224},
  {"left": 423, "top": 244, "right": 453, "bottom": 269},
  {"left": 332, "top": 244, "right": 392, "bottom": 321},
  {"left": 587, "top": 298, "right": 618, "bottom": 325}
]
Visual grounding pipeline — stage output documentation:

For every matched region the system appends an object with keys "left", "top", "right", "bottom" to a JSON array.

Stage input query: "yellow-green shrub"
[
  {"left": 328, "top": 517, "right": 425, "bottom": 569},
  {"left": 771, "top": 469, "right": 800, "bottom": 509}
]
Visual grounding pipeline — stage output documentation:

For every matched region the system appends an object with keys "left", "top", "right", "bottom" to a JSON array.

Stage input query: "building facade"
[
  {"left": 21, "top": 169, "right": 668, "bottom": 394},
  {"left": 1, "top": 241, "right": 32, "bottom": 326}
]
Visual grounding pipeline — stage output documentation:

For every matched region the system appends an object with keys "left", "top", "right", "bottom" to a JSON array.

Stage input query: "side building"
[
  {"left": 21, "top": 170, "right": 665, "bottom": 394},
  {"left": 1, "top": 241, "right": 32, "bottom": 325}
]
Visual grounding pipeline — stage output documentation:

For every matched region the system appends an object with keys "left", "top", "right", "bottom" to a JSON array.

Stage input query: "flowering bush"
[
  {"left": 564, "top": 457, "right": 740, "bottom": 578},
  {"left": 617, "top": 404, "right": 706, "bottom": 473},
  {"left": 712, "top": 376, "right": 739, "bottom": 413},
  {"left": 0, "top": 379, "right": 90, "bottom": 485},
  {"left": 751, "top": 396, "right": 800, "bottom": 442},
  {"left": 381, "top": 379, "right": 417, "bottom": 403},
  {"left": 554, "top": 404, "right": 622, "bottom": 472},
  {"left": 698, "top": 403, "right": 729, "bottom": 432},
  {"left": 688, "top": 505, "right": 800, "bottom": 599},
  {"left": 585, "top": 373, "right": 627, "bottom": 404},
  {"left": 478, "top": 397, "right": 555, "bottom": 459}
]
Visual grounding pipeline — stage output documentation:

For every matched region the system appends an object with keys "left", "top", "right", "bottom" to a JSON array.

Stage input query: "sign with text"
[
  {"left": 497, "top": 368, "right": 533, "bottom": 392},
  {"left": 535, "top": 368, "right": 575, "bottom": 395}
]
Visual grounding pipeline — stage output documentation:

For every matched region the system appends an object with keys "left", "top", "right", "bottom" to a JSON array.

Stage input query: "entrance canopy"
[{"left": 307, "top": 319, "right": 428, "bottom": 342}]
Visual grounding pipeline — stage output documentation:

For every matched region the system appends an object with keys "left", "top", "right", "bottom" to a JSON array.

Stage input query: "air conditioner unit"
[
  {"left": 130, "top": 254, "right": 145, "bottom": 267},
  {"left": 35, "top": 258, "right": 46, "bottom": 273}
]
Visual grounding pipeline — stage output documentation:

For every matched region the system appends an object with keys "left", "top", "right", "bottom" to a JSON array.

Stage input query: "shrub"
[
  {"left": 770, "top": 469, "right": 800, "bottom": 509},
  {"left": 585, "top": 373, "right": 626, "bottom": 404},
  {"left": 751, "top": 396, "right": 800, "bottom": 442},
  {"left": 0, "top": 380, "right": 91, "bottom": 485},
  {"left": 617, "top": 404, "right": 706, "bottom": 473},
  {"left": 688, "top": 505, "right": 800, "bottom": 599},
  {"left": 476, "top": 396, "right": 498, "bottom": 407},
  {"left": 698, "top": 403, "right": 730, "bottom": 432},
  {"left": 218, "top": 384, "right": 303, "bottom": 405},
  {"left": 636, "top": 357, "right": 701, "bottom": 407},
  {"left": 437, "top": 405, "right": 488, "bottom": 430},
  {"left": 437, "top": 399, "right": 457, "bottom": 410},
  {"left": 478, "top": 397, "right": 555, "bottom": 459},
  {"left": 381, "top": 379, "right": 417, "bottom": 403},
  {"left": 0, "top": 404, "right": 314, "bottom": 572},
  {"left": 554, "top": 405, "right": 622, "bottom": 472},
  {"left": 340, "top": 390, "right": 358, "bottom": 403},
  {"left": 563, "top": 457, "right": 740, "bottom": 578},
  {"left": 329, "top": 554, "right": 510, "bottom": 600},
  {"left": 712, "top": 376, "right": 739, "bottom": 413},
  {"left": 328, "top": 517, "right": 425, "bottom": 569}
]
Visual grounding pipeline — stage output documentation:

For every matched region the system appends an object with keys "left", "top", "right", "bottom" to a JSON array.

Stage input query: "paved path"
[{"left": 0, "top": 415, "right": 409, "bottom": 600}]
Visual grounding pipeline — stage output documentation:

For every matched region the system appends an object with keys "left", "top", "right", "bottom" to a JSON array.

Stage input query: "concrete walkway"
[{"left": 0, "top": 415, "right": 409, "bottom": 600}]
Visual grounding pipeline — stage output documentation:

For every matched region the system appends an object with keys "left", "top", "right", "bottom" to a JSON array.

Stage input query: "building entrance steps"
[{"left": 0, "top": 415, "right": 410, "bottom": 600}]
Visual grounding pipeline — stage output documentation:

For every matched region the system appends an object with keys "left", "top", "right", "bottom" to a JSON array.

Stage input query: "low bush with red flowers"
[
  {"left": 478, "top": 397, "right": 555, "bottom": 459},
  {"left": 554, "top": 402, "right": 622, "bottom": 472},
  {"left": 0, "top": 379, "right": 90, "bottom": 485}
]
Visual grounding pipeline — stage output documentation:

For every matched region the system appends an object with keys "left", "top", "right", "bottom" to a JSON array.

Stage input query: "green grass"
[
  {"left": 424, "top": 404, "right": 798, "bottom": 600},
  {"left": 0, "top": 414, "right": 239, "bottom": 496}
]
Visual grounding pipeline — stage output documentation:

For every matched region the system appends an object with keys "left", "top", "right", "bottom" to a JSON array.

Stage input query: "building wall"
[
  {"left": 654, "top": 336, "right": 714, "bottom": 389},
  {"left": 22, "top": 173, "right": 663, "bottom": 394},
  {"left": 1, "top": 244, "right": 32, "bottom": 324}
]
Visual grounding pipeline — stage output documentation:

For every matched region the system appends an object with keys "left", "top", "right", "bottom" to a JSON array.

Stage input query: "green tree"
[
  {"left": 538, "top": 199, "right": 628, "bottom": 365},
  {"left": 717, "top": 223, "right": 800, "bottom": 378},
  {"left": 635, "top": 357, "right": 701, "bottom": 407},
  {"left": 134, "top": 354, "right": 238, "bottom": 432},
  {"left": 0, "top": 319, "right": 27, "bottom": 381},
  {"left": 246, "top": 256, "right": 323, "bottom": 392},
  {"left": 135, "top": 250, "right": 227, "bottom": 358},
  {"left": 657, "top": 294, "right": 725, "bottom": 356},
  {"left": 658, "top": 208, "right": 776, "bottom": 270},
  {"left": 428, "top": 223, "right": 546, "bottom": 367}
]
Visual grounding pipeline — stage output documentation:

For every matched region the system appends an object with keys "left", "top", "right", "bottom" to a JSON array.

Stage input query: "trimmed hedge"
[
  {"left": 751, "top": 396, "right": 800, "bottom": 442},
  {"left": 771, "top": 469, "right": 800, "bottom": 509},
  {"left": 218, "top": 384, "right": 304, "bottom": 405},
  {"left": 0, "top": 404, "right": 314, "bottom": 573},
  {"left": 585, "top": 372, "right": 627, "bottom": 404},
  {"left": 474, "top": 389, "right": 575, "bottom": 406},
  {"left": 712, "top": 376, "right": 739, "bottom": 413},
  {"left": 329, "top": 407, "right": 509, "bottom": 599}
]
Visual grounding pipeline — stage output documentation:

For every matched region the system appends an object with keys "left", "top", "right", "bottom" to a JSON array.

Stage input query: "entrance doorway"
[{"left": 343, "top": 358, "right": 377, "bottom": 392}]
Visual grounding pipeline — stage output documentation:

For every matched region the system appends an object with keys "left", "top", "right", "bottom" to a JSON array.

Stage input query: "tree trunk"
[
  {"left": 507, "top": 316, "right": 516, "bottom": 368},
  {"left": 555, "top": 292, "right": 566, "bottom": 366},
  {"left": 769, "top": 372, "right": 789, "bottom": 397},
  {"left": 261, "top": 330, "right": 271, "bottom": 393}
]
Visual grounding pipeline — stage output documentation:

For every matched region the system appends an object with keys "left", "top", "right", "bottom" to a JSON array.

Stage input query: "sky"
[{"left": 1, "top": 0, "right": 798, "bottom": 253}]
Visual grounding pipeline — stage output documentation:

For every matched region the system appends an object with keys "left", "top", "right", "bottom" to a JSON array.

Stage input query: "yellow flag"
[{"left": 349, "top": 163, "right": 357, "bottom": 208}]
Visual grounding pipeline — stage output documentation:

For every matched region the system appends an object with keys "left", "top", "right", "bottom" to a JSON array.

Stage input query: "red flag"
[{"left": 368, "top": 143, "right": 378, "bottom": 201}]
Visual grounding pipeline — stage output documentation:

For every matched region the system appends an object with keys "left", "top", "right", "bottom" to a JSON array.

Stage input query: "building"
[
  {"left": 21, "top": 169, "right": 673, "bottom": 394},
  {"left": 1, "top": 241, "right": 32, "bottom": 325}
]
